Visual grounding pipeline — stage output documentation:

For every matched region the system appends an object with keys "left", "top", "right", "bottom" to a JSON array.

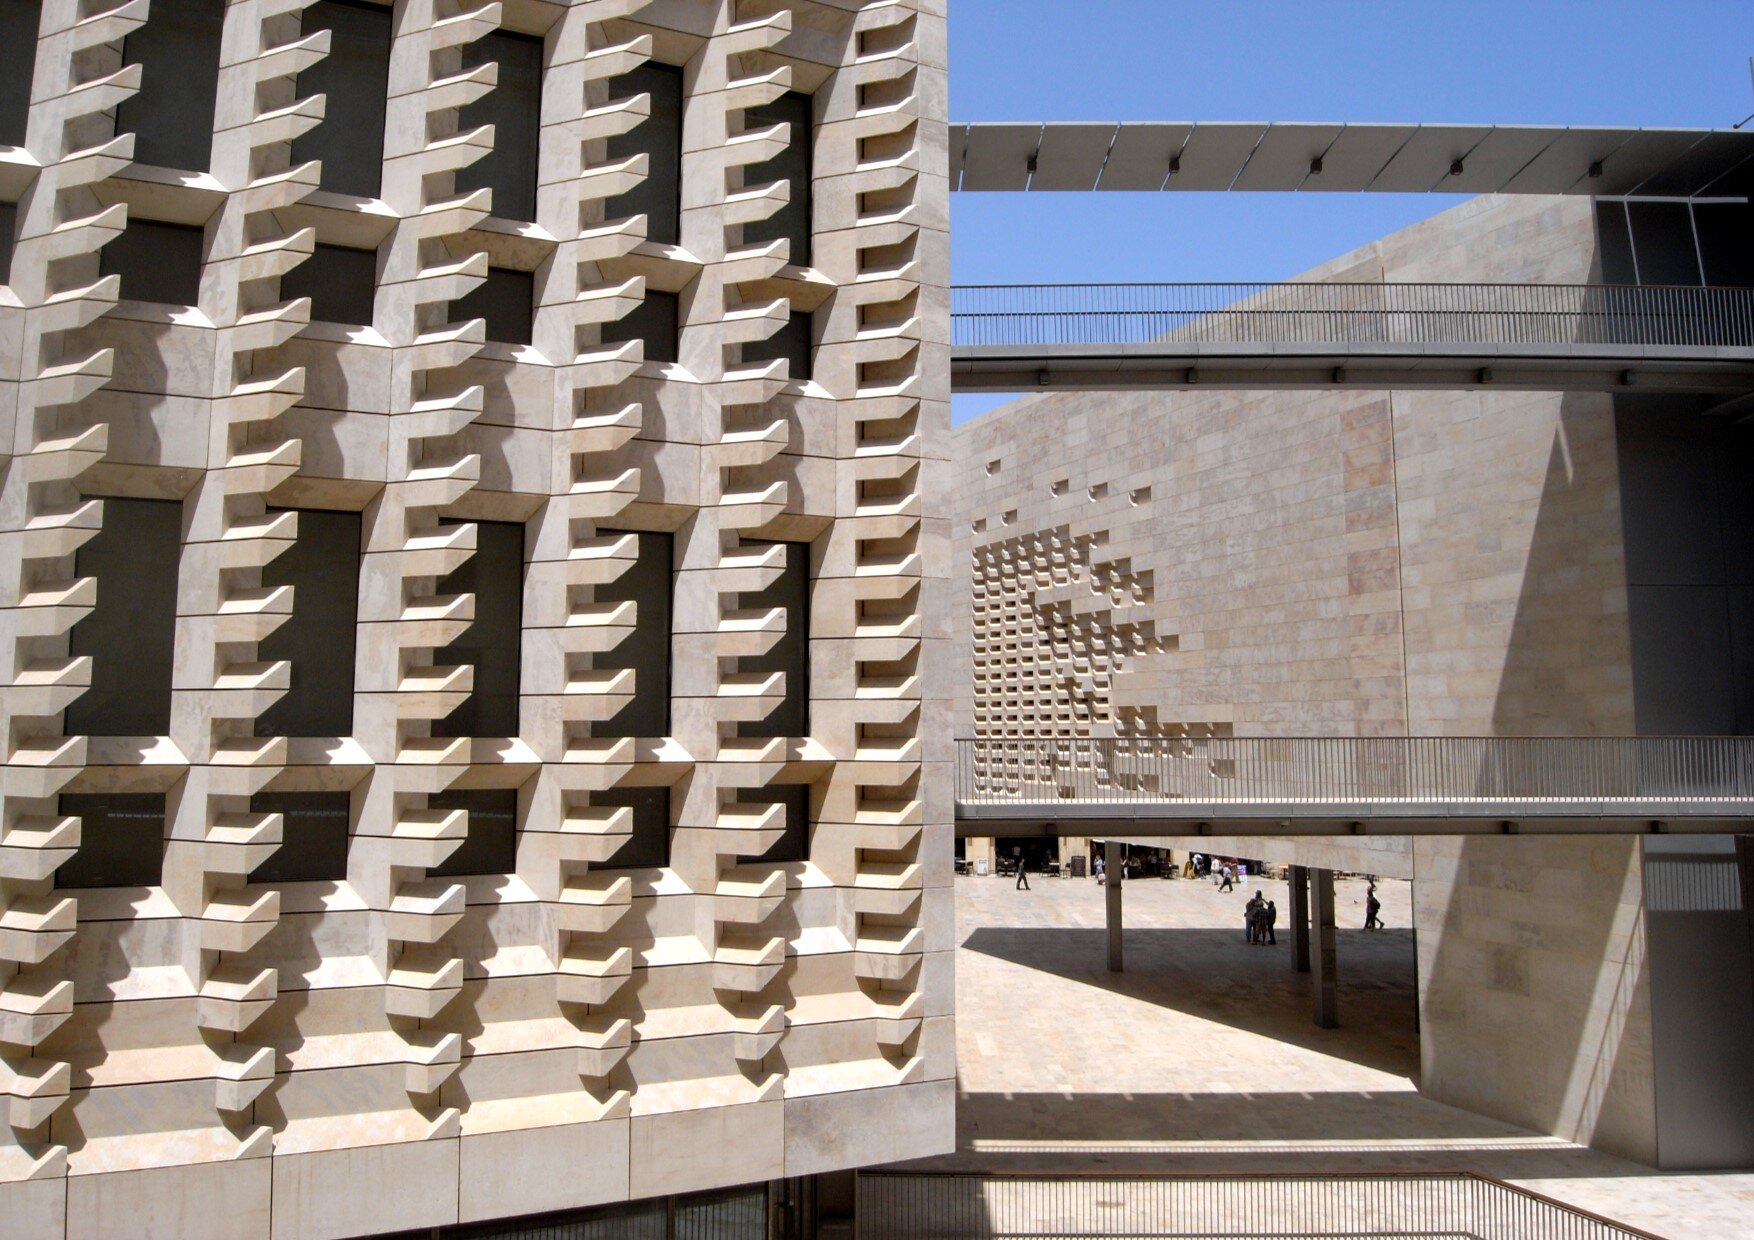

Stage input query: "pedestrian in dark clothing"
[
  {"left": 1218, "top": 865, "right": 1234, "bottom": 893},
  {"left": 1266, "top": 900, "right": 1278, "bottom": 945},
  {"left": 1245, "top": 892, "right": 1265, "bottom": 943},
  {"left": 1014, "top": 847, "right": 1030, "bottom": 891},
  {"left": 1364, "top": 890, "right": 1382, "bottom": 930}
]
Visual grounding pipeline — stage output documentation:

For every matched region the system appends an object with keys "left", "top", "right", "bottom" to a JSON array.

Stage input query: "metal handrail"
[
  {"left": 954, "top": 735, "right": 1754, "bottom": 808},
  {"left": 951, "top": 282, "right": 1754, "bottom": 349},
  {"left": 856, "top": 1170, "right": 1662, "bottom": 1240}
]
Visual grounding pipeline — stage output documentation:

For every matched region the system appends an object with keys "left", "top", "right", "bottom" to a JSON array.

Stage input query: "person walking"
[
  {"left": 1218, "top": 864, "right": 1234, "bottom": 893},
  {"left": 1245, "top": 892, "right": 1264, "bottom": 943},
  {"left": 1094, "top": 854, "right": 1105, "bottom": 885},
  {"left": 1364, "top": 888, "right": 1382, "bottom": 930},
  {"left": 1266, "top": 900, "right": 1278, "bottom": 945},
  {"left": 1014, "top": 846, "right": 1030, "bottom": 891}
]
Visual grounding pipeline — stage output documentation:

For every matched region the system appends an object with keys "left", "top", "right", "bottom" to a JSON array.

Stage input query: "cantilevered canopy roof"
[{"left": 949, "top": 122, "right": 1754, "bottom": 196}]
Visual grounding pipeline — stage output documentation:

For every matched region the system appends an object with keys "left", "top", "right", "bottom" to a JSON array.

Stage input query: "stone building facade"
[
  {"left": 953, "top": 191, "right": 1754, "bottom": 1168},
  {"left": 0, "top": 0, "right": 951, "bottom": 1235}
]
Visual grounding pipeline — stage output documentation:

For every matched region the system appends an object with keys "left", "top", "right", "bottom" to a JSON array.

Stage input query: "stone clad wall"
[
  {"left": 0, "top": 2, "right": 952, "bottom": 1236},
  {"left": 953, "top": 192, "right": 1659, "bottom": 1158}
]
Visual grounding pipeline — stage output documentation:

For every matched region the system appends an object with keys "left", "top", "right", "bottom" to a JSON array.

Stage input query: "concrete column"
[
  {"left": 1310, "top": 867, "right": 1338, "bottom": 1028},
  {"left": 1105, "top": 839, "right": 1123, "bottom": 972},
  {"left": 1289, "top": 864, "right": 1310, "bottom": 974}
]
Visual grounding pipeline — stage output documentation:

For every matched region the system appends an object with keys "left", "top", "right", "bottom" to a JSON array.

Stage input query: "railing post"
[{"left": 1311, "top": 868, "right": 1338, "bottom": 1028}]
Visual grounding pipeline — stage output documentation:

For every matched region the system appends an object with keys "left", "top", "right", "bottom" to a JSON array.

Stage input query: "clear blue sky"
[{"left": 949, "top": 0, "right": 1753, "bottom": 420}]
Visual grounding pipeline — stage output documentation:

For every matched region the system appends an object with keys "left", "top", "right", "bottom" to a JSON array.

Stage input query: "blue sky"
[{"left": 948, "top": 0, "right": 1754, "bottom": 420}]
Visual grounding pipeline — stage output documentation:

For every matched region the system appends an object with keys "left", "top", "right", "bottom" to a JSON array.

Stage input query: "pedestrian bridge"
[
  {"left": 954, "top": 736, "right": 1754, "bottom": 836},
  {"left": 950, "top": 282, "right": 1754, "bottom": 394}
]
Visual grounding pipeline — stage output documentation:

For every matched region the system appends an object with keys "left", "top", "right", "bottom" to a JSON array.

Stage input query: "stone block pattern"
[
  {"left": 953, "top": 193, "right": 1654, "bottom": 1160},
  {"left": 953, "top": 194, "right": 1636, "bottom": 748},
  {"left": 0, "top": 1, "right": 952, "bottom": 1235}
]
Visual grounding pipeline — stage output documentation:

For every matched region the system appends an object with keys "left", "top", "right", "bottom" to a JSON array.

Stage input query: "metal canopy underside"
[{"left": 950, "top": 122, "right": 1754, "bottom": 196}]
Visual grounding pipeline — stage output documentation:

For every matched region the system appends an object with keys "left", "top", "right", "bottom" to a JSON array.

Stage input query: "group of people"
[{"left": 1244, "top": 891, "right": 1278, "bottom": 945}]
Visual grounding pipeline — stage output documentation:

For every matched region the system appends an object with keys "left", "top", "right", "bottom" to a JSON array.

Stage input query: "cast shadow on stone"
[{"left": 959, "top": 925, "right": 1419, "bottom": 1078}]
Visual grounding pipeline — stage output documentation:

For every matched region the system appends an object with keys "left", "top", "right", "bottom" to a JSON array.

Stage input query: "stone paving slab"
[{"left": 886, "top": 873, "right": 1754, "bottom": 1238}]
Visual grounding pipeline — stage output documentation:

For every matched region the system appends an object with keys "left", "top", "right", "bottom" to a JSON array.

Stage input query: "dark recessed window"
[
  {"left": 0, "top": 0, "right": 41, "bottom": 148},
  {"left": 743, "top": 92, "right": 813, "bottom": 267},
  {"left": 256, "top": 508, "right": 362, "bottom": 738},
  {"left": 101, "top": 219, "right": 204, "bottom": 307},
  {"left": 114, "top": 0, "right": 224, "bottom": 172},
  {"left": 0, "top": 200, "right": 15, "bottom": 286},
  {"left": 457, "top": 29, "right": 542, "bottom": 224},
  {"left": 601, "top": 289, "right": 678, "bottom": 365},
  {"left": 65, "top": 497, "right": 181, "bottom": 737},
  {"left": 451, "top": 266, "right": 534, "bottom": 347},
  {"left": 292, "top": 0, "right": 392, "bottom": 198},
  {"left": 248, "top": 791, "right": 351, "bottom": 883},
  {"left": 427, "top": 787, "right": 518, "bottom": 878},
  {"left": 742, "top": 311, "right": 812, "bottom": 382},
  {"left": 594, "top": 531, "right": 672, "bottom": 737},
  {"left": 1694, "top": 202, "right": 1754, "bottom": 288},
  {"left": 595, "top": 786, "right": 670, "bottom": 869},
  {"left": 282, "top": 243, "right": 376, "bottom": 326},
  {"left": 605, "top": 63, "right": 683, "bottom": 246},
  {"left": 1595, "top": 202, "right": 1637, "bottom": 286},
  {"left": 1627, "top": 201, "right": 1702, "bottom": 287},
  {"left": 736, "top": 540, "right": 810, "bottom": 739},
  {"left": 56, "top": 794, "right": 166, "bottom": 888},
  {"left": 433, "top": 521, "right": 525, "bottom": 739},
  {"left": 735, "top": 783, "right": 809, "bottom": 864}
]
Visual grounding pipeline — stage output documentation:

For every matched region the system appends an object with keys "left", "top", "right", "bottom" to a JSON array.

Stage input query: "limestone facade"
[
  {"left": 0, "top": 1, "right": 952, "bottom": 1235},
  {"left": 952, "top": 193, "right": 1671, "bottom": 1160}
]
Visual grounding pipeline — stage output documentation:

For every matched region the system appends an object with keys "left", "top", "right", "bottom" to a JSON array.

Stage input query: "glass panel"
[
  {"left": 594, "top": 530, "right": 672, "bottom": 737},
  {"left": 458, "top": 30, "right": 543, "bottom": 223},
  {"left": 427, "top": 787, "right": 518, "bottom": 878},
  {"left": 0, "top": 0, "right": 42, "bottom": 147},
  {"left": 292, "top": 0, "right": 392, "bottom": 198},
  {"left": 605, "top": 63, "right": 682, "bottom": 245},
  {"left": 283, "top": 244, "right": 377, "bottom": 326},
  {"left": 248, "top": 791, "right": 351, "bottom": 883},
  {"left": 742, "top": 311, "right": 812, "bottom": 382},
  {"left": 742, "top": 92, "right": 812, "bottom": 267},
  {"left": 257, "top": 508, "right": 362, "bottom": 737},
  {"left": 736, "top": 540, "right": 810, "bottom": 739},
  {"left": 595, "top": 786, "right": 671, "bottom": 869},
  {"left": 452, "top": 267, "right": 535, "bottom": 346},
  {"left": 56, "top": 794, "right": 166, "bottom": 888},
  {"left": 100, "top": 220, "right": 204, "bottom": 306},
  {"left": 433, "top": 521, "right": 525, "bottom": 738},
  {"left": 65, "top": 497, "right": 181, "bottom": 736},
  {"left": 601, "top": 290, "right": 678, "bottom": 365},
  {"left": 114, "top": 0, "right": 224, "bottom": 172}
]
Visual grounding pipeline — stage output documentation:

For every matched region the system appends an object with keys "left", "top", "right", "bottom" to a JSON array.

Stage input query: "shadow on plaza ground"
[
  {"left": 907, "top": 1089, "right": 1668, "bottom": 1183},
  {"left": 961, "top": 926, "right": 1419, "bottom": 1078}
]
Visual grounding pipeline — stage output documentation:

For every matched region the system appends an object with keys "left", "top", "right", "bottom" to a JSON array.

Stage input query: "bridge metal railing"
[
  {"left": 856, "top": 1170, "right": 1660, "bottom": 1240},
  {"left": 951, "top": 282, "right": 1754, "bottom": 349},
  {"left": 954, "top": 735, "right": 1754, "bottom": 811}
]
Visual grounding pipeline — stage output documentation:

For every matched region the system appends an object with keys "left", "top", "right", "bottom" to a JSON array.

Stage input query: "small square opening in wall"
[
  {"left": 1050, "top": 479, "right": 1068, "bottom": 496},
  {"left": 1131, "top": 486, "right": 1152, "bottom": 507},
  {"left": 972, "top": 518, "right": 986, "bottom": 533},
  {"left": 1002, "top": 509, "right": 1017, "bottom": 526},
  {"left": 986, "top": 459, "right": 1001, "bottom": 475},
  {"left": 1089, "top": 483, "right": 1108, "bottom": 501}
]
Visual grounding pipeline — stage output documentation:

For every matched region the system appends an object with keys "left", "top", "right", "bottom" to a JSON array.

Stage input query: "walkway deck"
[
  {"left": 950, "top": 282, "right": 1754, "bottom": 393},
  {"left": 955, "top": 737, "right": 1754, "bottom": 835}
]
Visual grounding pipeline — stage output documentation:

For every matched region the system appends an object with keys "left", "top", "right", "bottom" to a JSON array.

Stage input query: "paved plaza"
[{"left": 894, "top": 869, "right": 1754, "bottom": 1238}]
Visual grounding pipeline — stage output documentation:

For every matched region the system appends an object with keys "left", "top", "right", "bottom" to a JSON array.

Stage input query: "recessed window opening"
[
  {"left": 605, "top": 63, "right": 682, "bottom": 246},
  {"left": 65, "top": 497, "right": 181, "bottom": 737},
  {"left": 292, "top": 0, "right": 393, "bottom": 198},
  {"left": 114, "top": 0, "right": 224, "bottom": 172}
]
